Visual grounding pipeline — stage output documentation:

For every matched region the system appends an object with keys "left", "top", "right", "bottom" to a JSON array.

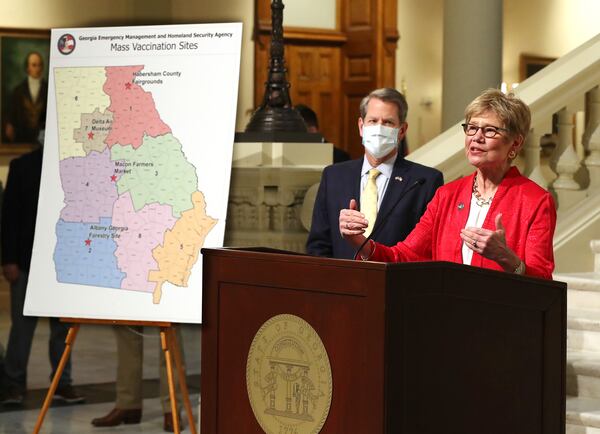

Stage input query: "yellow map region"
[
  {"left": 148, "top": 191, "right": 217, "bottom": 304},
  {"left": 54, "top": 68, "right": 110, "bottom": 160}
]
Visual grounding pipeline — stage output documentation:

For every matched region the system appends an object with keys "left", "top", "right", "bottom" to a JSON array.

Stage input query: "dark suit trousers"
[{"left": 3, "top": 271, "right": 72, "bottom": 390}]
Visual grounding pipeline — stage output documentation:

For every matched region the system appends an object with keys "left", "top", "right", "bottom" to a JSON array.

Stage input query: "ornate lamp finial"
[{"left": 245, "top": 0, "right": 307, "bottom": 133}]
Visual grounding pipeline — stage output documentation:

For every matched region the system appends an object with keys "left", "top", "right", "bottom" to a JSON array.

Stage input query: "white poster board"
[{"left": 24, "top": 23, "right": 242, "bottom": 323}]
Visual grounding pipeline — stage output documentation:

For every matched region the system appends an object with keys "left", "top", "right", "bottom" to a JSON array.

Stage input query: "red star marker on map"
[
  {"left": 125, "top": 82, "right": 132, "bottom": 90},
  {"left": 110, "top": 175, "right": 117, "bottom": 182},
  {"left": 88, "top": 131, "right": 94, "bottom": 140},
  {"left": 85, "top": 239, "right": 92, "bottom": 246}
]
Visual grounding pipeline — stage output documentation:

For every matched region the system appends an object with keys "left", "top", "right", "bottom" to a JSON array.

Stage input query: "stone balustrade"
[
  {"left": 521, "top": 86, "right": 600, "bottom": 213},
  {"left": 223, "top": 140, "right": 332, "bottom": 253}
]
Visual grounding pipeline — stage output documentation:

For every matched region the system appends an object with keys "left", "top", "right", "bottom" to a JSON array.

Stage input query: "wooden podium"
[{"left": 201, "top": 248, "right": 566, "bottom": 434}]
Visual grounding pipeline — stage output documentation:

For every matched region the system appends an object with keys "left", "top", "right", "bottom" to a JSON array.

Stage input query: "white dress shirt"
[{"left": 28, "top": 76, "right": 42, "bottom": 102}]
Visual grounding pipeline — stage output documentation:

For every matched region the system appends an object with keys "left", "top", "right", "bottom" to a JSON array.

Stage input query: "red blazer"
[{"left": 370, "top": 167, "right": 556, "bottom": 279}]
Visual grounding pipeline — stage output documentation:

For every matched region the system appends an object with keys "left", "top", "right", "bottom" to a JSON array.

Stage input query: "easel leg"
[
  {"left": 33, "top": 324, "right": 80, "bottom": 434},
  {"left": 161, "top": 328, "right": 180, "bottom": 434},
  {"left": 168, "top": 327, "right": 198, "bottom": 434}
]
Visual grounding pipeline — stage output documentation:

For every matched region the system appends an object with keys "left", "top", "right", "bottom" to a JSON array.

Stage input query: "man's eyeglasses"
[{"left": 461, "top": 123, "right": 508, "bottom": 138}]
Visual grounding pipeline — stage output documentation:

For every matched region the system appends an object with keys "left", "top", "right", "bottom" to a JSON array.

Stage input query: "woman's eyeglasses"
[{"left": 461, "top": 123, "right": 508, "bottom": 138}]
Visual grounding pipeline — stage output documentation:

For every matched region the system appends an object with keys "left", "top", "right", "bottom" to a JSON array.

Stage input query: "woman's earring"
[{"left": 508, "top": 149, "right": 517, "bottom": 159}]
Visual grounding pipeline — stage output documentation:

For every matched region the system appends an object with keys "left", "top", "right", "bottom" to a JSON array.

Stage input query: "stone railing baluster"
[
  {"left": 583, "top": 86, "right": 600, "bottom": 190},
  {"left": 592, "top": 240, "right": 600, "bottom": 272},
  {"left": 586, "top": 124, "right": 600, "bottom": 190},
  {"left": 583, "top": 86, "right": 600, "bottom": 150},
  {"left": 523, "top": 129, "right": 549, "bottom": 189},
  {"left": 553, "top": 108, "right": 586, "bottom": 209}
]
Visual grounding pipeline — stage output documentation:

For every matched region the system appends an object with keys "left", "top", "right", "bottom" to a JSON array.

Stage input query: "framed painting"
[
  {"left": 0, "top": 28, "right": 50, "bottom": 154},
  {"left": 519, "top": 53, "right": 556, "bottom": 82}
]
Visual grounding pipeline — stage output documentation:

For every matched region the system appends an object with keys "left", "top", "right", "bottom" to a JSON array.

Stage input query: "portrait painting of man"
[{"left": 0, "top": 30, "right": 50, "bottom": 148}]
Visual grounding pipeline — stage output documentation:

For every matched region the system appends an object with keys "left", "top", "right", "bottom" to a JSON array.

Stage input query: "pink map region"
[
  {"left": 103, "top": 66, "right": 171, "bottom": 149},
  {"left": 112, "top": 191, "right": 177, "bottom": 293},
  {"left": 59, "top": 148, "right": 120, "bottom": 222}
]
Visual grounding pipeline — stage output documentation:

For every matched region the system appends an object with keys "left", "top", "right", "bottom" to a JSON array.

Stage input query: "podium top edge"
[{"left": 200, "top": 247, "right": 567, "bottom": 288}]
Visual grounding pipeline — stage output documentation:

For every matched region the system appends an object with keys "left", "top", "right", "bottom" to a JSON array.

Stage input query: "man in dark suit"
[
  {"left": 0, "top": 141, "right": 83, "bottom": 405},
  {"left": 306, "top": 88, "right": 443, "bottom": 259},
  {"left": 4, "top": 51, "right": 48, "bottom": 144}
]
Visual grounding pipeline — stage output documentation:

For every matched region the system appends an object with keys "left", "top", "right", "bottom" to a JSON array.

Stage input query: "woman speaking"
[{"left": 339, "top": 88, "right": 556, "bottom": 279}]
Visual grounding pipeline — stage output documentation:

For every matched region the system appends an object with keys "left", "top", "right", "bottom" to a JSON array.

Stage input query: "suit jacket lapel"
[
  {"left": 371, "top": 157, "right": 411, "bottom": 234},
  {"left": 353, "top": 159, "right": 363, "bottom": 202},
  {"left": 345, "top": 158, "right": 364, "bottom": 209}
]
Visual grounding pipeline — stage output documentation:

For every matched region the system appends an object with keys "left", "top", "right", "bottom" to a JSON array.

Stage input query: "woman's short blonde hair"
[{"left": 464, "top": 88, "right": 531, "bottom": 139}]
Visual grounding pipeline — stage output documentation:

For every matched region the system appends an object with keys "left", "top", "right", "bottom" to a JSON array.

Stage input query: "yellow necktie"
[{"left": 362, "top": 168, "right": 381, "bottom": 237}]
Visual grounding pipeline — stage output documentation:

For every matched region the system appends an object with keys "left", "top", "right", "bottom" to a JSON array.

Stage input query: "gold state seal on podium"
[{"left": 246, "top": 314, "right": 333, "bottom": 434}]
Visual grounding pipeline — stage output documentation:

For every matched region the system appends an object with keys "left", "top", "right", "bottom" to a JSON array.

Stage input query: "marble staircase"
[{"left": 557, "top": 244, "right": 600, "bottom": 433}]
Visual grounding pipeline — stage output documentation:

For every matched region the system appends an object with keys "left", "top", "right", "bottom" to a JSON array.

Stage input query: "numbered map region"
[{"left": 53, "top": 66, "right": 217, "bottom": 303}]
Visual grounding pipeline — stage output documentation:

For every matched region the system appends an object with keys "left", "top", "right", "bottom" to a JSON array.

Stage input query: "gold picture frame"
[{"left": 0, "top": 28, "right": 50, "bottom": 155}]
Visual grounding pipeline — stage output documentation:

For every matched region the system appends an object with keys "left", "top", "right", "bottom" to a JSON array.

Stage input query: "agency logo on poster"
[{"left": 57, "top": 34, "right": 75, "bottom": 55}]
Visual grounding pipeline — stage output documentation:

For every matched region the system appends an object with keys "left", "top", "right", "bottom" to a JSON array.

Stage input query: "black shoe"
[
  {"left": 163, "top": 412, "right": 182, "bottom": 432},
  {"left": 91, "top": 408, "right": 142, "bottom": 427},
  {"left": 53, "top": 385, "right": 85, "bottom": 404},
  {"left": 1, "top": 385, "right": 24, "bottom": 406}
]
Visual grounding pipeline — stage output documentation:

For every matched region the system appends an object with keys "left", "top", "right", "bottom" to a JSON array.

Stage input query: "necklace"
[{"left": 473, "top": 175, "right": 493, "bottom": 206}]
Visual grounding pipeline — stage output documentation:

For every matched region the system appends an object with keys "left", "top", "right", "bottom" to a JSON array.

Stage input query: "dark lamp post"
[{"left": 244, "top": 0, "right": 307, "bottom": 133}]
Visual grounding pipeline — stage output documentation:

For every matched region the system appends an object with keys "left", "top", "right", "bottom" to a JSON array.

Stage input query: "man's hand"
[
  {"left": 338, "top": 199, "right": 371, "bottom": 255},
  {"left": 339, "top": 199, "right": 368, "bottom": 238},
  {"left": 3, "top": 263, "right": 20, "bottom": 283}
]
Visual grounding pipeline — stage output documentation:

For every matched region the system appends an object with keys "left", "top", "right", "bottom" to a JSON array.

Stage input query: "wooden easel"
[{"left": 32, "top": 318, "right": 198, "bottom": 434}]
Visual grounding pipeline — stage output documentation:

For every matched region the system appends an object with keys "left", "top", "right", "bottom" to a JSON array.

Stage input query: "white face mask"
[{"left": 361, "top": 124, "right": 399, "bottom": 159}]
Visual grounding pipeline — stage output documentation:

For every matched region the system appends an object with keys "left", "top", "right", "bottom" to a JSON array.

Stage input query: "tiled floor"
[
  {"left": 0, "top": 396, "right": 200, "bottom": 434},
  {"left": 0, "top": 290, "right": 202, "bottom": 434}
]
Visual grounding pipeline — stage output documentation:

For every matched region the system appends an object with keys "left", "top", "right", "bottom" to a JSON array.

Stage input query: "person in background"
[
  {"left": 91, "top": 326, "right": 185, "bottom": 432},
  {"left": 306, "top": 88, "right": 443, "bottom": 259},
  {"left": 0, "top": 130, "right": 84, "bottom": 405},
  {"left": 295, "top": 103, "right": 351, "bottom": 163},
  {"left": 340, "top": 88, "right": 556, "bottom": 279},
  {"left": 0, "top": 181, "right": 3, "bottom": 388}
]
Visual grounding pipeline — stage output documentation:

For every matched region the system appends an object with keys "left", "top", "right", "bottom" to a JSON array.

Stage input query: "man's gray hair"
[{"left": 359, "top": 88, "right": 408, "bottom": 122}]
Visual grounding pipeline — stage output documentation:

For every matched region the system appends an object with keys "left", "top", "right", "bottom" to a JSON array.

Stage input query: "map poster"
[{"left": 24, "top": 23, "right": 242, "bottom": 323}]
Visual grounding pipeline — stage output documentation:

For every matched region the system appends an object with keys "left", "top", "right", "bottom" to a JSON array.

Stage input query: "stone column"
[{"left": 442, "top": 0, "right": 503, "bottom": 129}]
